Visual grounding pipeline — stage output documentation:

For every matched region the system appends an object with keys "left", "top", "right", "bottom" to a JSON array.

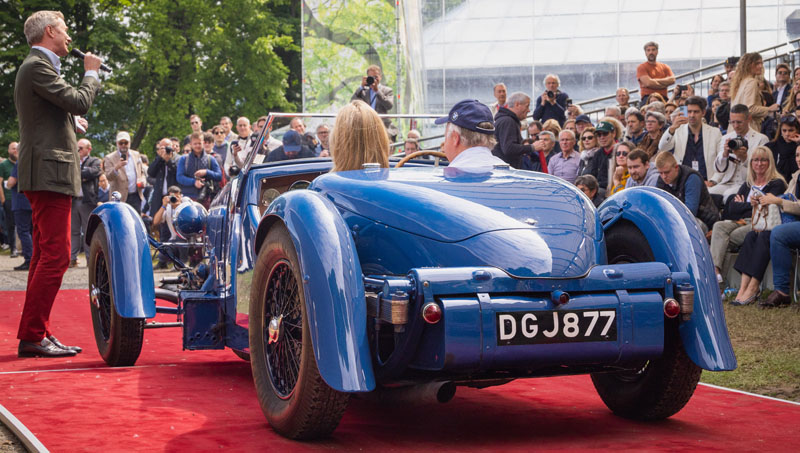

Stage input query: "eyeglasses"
[
  {"left": 595, "top": 131, "right": 610, "bottom": 137},
  {"left": 751, "top": 157, "right": 769, "bottom": 163},
  {"left": 213, "top": 131, "right": 225, "bottom": 135},
  {"left": 191, "top": 121, "right": 200, "bottom": 125},
  {"left": 616, "top": 151, "right": 629, "bottom": 157},
  {"left": 118, "top": 141, "right": 129, "bottom": 145},
  {"left": 582, "top": 135, "right": 595, "bottom": 141},
  {"left": 780, "top": 115, "right": 798, "bottom": 124},
  {"left": 778, "top": 71, "right": 790, "bottom": 75}
]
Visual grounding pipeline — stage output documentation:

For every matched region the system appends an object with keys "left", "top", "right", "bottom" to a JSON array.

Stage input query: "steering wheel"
[{"left": 395, "top": 151, "right": 447, "bottom": 168}]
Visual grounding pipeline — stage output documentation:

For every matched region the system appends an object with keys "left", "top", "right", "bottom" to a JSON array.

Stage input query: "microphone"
[{"left": 69, "top": 48, "right": 111, "bottom": 72}]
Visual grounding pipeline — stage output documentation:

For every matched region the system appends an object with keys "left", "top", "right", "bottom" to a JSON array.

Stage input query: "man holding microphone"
[{"left": 14, "top": 10, "right": 103, "bottom": 357}]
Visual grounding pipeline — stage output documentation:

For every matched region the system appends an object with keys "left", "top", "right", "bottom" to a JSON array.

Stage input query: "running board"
[{"left": 145, "top": 322, "right": 183, "bottom": 329}]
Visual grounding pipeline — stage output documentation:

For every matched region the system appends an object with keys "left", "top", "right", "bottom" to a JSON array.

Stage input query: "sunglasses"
[
  {"left": 213, "top": 131, "right": 225, "bottom": 135},
  {"left": 582, "top": 135, "right": 595, "bottom": 141},
  {"left": 595, "top": 131, "right": 610, "bottom": 137},
  {"left": 616, "top": 151, "right": 629, "bottom": 157},
  {"left": 778, "top": 71, "right": 790, "bottom": 75},
  {"left": 780, "top": 115, "right": 798, "bottom": 124}
]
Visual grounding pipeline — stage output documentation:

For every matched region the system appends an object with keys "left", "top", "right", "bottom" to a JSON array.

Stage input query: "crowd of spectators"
[{"left": 487, "top": 42, "right": 800, "bottom": 308}]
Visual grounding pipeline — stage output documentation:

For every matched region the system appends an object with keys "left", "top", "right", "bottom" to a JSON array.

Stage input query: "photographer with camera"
[
  {"left": 103, "top": 131, "right": 147, "bottom": 214},
  {"left": 533, "top": 74, "right": 569, "bottom": 127},
  {"left": 147, "top": 138, "right": 180, "bottom": 218},
  {"left": 351, "top": 65, "right": 398, "bottom": 141},
  {"left": 152, "top": 186, "right": 192, "bottom": 269},
  {"left": 709, "top": 104, "right": 769, "bottom": 202},
  {"left": 176, "top": 131, "right": 222, "bottom": 209}
]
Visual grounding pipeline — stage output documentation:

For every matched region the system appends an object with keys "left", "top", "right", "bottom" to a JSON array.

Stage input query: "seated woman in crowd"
[
  {"left": 608, "top": 141, "right": 633, "bottom": 194},
  {"left": 711, "top": 146, "right": 787, "bottom": 293},
  {"left": 578, "top": 126, "right": 597, "bottom": 162},
  {"left": 639, "top": 111, "right": 665, "bottom": 157},
  {"left": 781, "top": 82, "right": 800, "bottom": 115},
  {"left": 647, "top": 92, "right": 666, "bottom": 106},
  {"left": 766, "top": 114, "right": 800, "bottom": 182},
  {"left": 330, "top": 100, "right": 390, "bottom": 172},
  {"left": 732, "top": 147, "right": 797, "bottom": 306},
  {"left": 664, "top": 102, "right": 678, "bottom": 119}
]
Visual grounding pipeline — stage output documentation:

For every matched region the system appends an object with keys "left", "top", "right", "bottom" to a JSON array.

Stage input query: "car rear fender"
[
  {"left": 598, "top": 186, "right": 736, "bottom": 371},
  {"left": 85, "top": 202, "right": 156, "bottom": 319},
  {"left": 255, "top": 190, "right": 375, "bottom": 392}
]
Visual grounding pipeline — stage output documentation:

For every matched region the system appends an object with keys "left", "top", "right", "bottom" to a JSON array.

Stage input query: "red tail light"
[
  {"left": 422, "top": 302, "right": 442, "bottom": 324},
  {"left": 664, "top": 298, "right": 680, "bottom": 318}
]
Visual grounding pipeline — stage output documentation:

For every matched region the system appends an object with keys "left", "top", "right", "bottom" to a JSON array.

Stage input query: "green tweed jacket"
[{"left": 14, "top": 48, "right": 101, "bottom": 196}]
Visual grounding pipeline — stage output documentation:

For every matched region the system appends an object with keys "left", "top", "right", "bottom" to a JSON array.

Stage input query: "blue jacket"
[{"left": 176, "top": 152, "right": 222, "bottom": 199}]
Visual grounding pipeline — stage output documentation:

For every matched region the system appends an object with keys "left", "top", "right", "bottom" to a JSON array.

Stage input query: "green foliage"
[
  {"left": 303, "top": 0, "right": 398, "bottom": 113},
  {"left": 0, "top": 0, "right": 298, "bottom": 158}
]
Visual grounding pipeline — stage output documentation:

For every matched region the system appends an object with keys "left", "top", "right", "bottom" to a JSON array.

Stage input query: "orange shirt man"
[{"left": 637, "top": 41, "right": 675, "bottom": 99}]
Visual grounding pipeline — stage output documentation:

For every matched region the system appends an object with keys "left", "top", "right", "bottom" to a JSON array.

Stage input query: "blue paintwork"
[
  {"left": 85, "top": 202, "right": 155, "bottom": 318},
  {"left": 260, "top": 189, "right": 376, "bottom": 392},
  {"left": 598, "top": 187, "right": 737, "bottom": 371},
  {"left": 408, "top": 263, "right": 669, "bottom": 372},
  {"left": 313, "top": 168, "right": 599, "bottom": 278}
]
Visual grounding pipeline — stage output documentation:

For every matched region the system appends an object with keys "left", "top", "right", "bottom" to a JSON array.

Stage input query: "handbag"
[
  {"left": 780, "top": 193, "right": 800, "bottom": 224},
  {"left": 752, "top": 203, "right": 782, "bottom": 232}
]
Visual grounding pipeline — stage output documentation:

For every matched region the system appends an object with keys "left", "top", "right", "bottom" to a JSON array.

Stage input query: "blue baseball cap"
[
  {"left": 283, "top": 130, "right": 302, "bottom": 152},
  {"left": 435, "top": 99, "right": 495, "bottom": 134},
  {"left": 575, "top": 114, "right": 593, "bottom": 125}
]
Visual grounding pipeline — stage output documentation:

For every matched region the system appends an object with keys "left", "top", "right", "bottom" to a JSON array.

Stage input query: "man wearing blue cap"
[
  {"left": 436, "top": 100, "right": 506, "bottom": 168},
  {"left": 267, "top": 130, "right": 315, "bottom": 162}
]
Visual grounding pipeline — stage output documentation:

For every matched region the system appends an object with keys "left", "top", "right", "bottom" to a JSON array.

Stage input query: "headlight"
[{"left": 173, "top": 201, "right": 208, "bottom": 240}]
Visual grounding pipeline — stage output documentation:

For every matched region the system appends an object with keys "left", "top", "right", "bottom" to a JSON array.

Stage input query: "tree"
[{"left": 0, "top": 0, "right": 298, "bottom": 158}]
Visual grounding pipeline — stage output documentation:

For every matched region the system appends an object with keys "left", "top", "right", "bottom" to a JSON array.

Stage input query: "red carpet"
[{"left": 1, "top": 289, "right": 799, "bottom": 452}]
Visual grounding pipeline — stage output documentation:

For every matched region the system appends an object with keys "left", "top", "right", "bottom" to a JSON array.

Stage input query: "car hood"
[{"left": 311, "top": 167, "right": 600, "bottom": 277}]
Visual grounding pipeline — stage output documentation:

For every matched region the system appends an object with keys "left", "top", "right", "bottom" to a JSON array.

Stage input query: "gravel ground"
[{"left": 0, "top": 424, "right": 26, "bottom": 453}]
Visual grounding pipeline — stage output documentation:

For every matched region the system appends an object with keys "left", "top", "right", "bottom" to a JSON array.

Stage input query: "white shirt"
[
  {"left": 123, "top": 151, "right": 137, "bottom": 193},
  {"left": 449, "top": 146, "right": 507, "bottom": 169}
]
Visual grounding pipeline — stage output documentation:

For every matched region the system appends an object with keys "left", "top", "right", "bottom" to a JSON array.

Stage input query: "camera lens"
[
  {"left": 547, "top": 91, "right": 554, "bottom": 98},
  {"left": 169, "top": 196, "right": 178, "bottom": 203},
  {"left": 164, "top": 146, "right": 173, "bottom": 154},
  {"left": 366, "top": 76, "right": 375, "bottom": 86}
]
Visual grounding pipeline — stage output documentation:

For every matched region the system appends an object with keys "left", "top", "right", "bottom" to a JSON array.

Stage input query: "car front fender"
[
  {"left": 599, "top": 187, "right": 737, "bottom": 371},
  {"left": 85, "top": 202, "right": 155, "bottom": 319},
  {"left": 255, "top": 190, "right": 375, "bottom": 392}
]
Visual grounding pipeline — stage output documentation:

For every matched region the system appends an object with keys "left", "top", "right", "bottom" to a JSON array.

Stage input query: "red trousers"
[{"left": 17, "top": 191, "right": 72, "bottom": 342}]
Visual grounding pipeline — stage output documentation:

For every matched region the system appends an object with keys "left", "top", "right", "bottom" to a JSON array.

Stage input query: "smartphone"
[
  {"left": 752, "top": 187, "right": 766, "bottom": 197},
  {"left": 679, "top": 105, "right": 688, "bottom": 116}
]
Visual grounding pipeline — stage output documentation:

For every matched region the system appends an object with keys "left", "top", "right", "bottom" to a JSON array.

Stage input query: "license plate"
[{"left": 496, "top": 309, "right": 617, "bottom": 346}]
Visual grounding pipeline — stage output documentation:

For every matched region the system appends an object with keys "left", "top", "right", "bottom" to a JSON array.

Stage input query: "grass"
[{"left": 700, "top": 294, "right": 800, "bottom": 402}]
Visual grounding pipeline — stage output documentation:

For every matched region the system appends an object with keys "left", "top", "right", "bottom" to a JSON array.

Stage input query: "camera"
[
  {"left": 365, "top": 76, "right": 375, "bottom": 86},
  {"left": 120, "top": 152, "right": 127, "bottom": 161},
  {"left": 728, "top": 136, "right": 748, "bottom": 150},
  {"left": 169, "top": 195, "right": 178, "bottom": 204},
  {"left": 565, "top": 98, "right": 572, "bottom": 106},
  {"left": 547, "top": 91, "right": 555, "bottom": 99},
  {"left": 164, "top": 146, "right": 173, "bottom": 154}
]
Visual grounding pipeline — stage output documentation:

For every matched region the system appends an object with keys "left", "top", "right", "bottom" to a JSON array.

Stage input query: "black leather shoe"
[
  {"left": 47, "top": 335, "right": 82, "bottom": 353},
  {"left": 13, "top": 260, "right": 30, "bottom": 271},
  {"left": 759, "top": 291, "right": 791, "bottom": 308},
  {"left": 18, "top": 338, "right": 77, "bottom": 358}
]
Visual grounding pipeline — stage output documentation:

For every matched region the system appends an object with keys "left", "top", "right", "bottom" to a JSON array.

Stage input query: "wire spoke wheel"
[{"left": 250, "top": 225, "right": 349, "bottom": 439}]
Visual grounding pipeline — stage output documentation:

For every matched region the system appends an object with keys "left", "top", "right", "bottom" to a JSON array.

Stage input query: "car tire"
[
  {"left": 88, "top": 224, "right": 145, "bottom": 367},
  {"left": 591, "top": 221, "right": 702, "bottom": 420},
  {"left": 249, "top": 225, "right": 349, "bottom": 439}
]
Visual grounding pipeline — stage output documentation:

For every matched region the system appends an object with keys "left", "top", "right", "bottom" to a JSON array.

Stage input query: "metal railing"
[{"left": 578, "top": 37, "right": 800, "bottom": 122}]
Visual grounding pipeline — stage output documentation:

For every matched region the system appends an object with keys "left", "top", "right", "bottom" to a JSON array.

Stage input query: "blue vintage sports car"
[{"left": 85, "top": 113, "right": 736, "bottom": 440}]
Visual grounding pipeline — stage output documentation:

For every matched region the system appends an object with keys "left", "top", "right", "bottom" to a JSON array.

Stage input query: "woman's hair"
[
  {"left": 542, "top": 118, "right": 561, "bottom": 135},
  {"left": 747, "top": 145, "right": 785, "bottom": 186},
  {"left": 776, "top": 114, "right": 800, "bottom": 141},
  {"left": 579, "top": 127, "right": 596, "bottom": 152},
  {"left": 731, "top": 52, "right": 763, "bottom": 98},
  {"left": 710, "top": 74, "right": 725, "bottom": 93},
  {"left": 330, "top": 100, "right": 390, "bottom": 172},
  {"left": 647, "top": 93, "right": 666, "bottom": 104},
  {"left": 782, "top": 86, "right": 800, "bottom": 114}
]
